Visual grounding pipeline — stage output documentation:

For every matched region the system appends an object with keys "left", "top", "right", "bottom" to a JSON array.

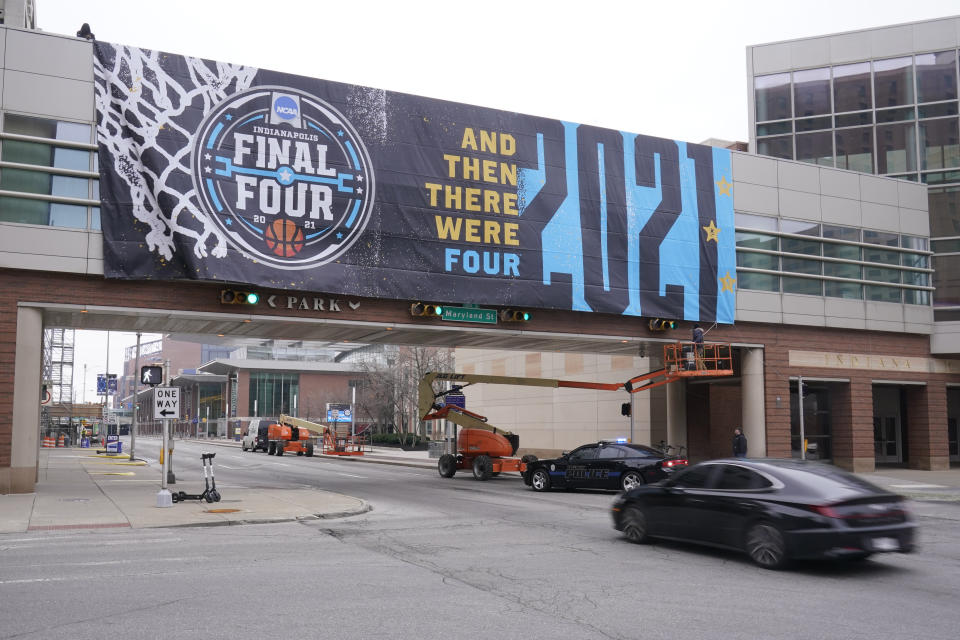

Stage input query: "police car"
[{"left": 522, "top": 440, "right": 687, "bottom": 492}]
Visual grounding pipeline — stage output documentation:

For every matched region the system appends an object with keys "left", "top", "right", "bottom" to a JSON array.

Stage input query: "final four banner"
[{"left": 93, "top": 42, "right": 736, "bottom": 323}]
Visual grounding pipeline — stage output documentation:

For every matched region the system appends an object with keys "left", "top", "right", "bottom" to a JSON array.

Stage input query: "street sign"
[
  {"left": 441, "top": 306, "right": 497, "bottom": 324},
  {"left": 442, "top": 393, "right": 466, "bottom": 409},
  {"left": 140, "top": 365, "right": 163, "bottom": 386},
  {"left": 153, "top": 387, "right": 180, "bottom": 420},
  {"left": 107, "top": 374, "right": 118, "bottom": 395}
]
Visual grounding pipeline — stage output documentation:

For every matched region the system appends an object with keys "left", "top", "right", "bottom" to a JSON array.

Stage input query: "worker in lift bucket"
[{"left": 692, "top": 324, "right": 705, "bottom": 369}]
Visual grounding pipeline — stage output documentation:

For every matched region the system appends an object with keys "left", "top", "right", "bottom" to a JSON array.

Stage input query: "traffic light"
[
  {"left": 220, "top": 289, "right": 260, "bottom": 305},
  {"left": 410, "top": 302, "right": 443, "bottom": 317},
  {"left": 648, "top": 318, "right": 677, "bottom": 331},
  {"left": 500, "top": 309, "right": 532, "bottom": 322}
]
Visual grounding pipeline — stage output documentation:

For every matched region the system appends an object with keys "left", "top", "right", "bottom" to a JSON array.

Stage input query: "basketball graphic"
[{"left": 264, "top": 219, "right": 305, "bottom": 257}]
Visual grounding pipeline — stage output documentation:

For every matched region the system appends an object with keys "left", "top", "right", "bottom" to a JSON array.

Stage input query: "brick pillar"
[
  {"left": 905, "top": 383, "right": 949, "bottom": 471},
  {"left": 835, "top": 378, "right": 874, "bottom": 473},
  {"left": 763, "top": 374, "right": 791, "bottom": 459}
]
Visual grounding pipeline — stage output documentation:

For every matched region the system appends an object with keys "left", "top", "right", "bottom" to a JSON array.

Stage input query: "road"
[{"left": 2, "top": 438, "right": 958, "bottom": 639}]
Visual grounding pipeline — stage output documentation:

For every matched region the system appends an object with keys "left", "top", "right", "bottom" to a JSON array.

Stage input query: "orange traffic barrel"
[
  {"left": 57, "top": 434, "right": 65, "bottom": 447},
  {"left": 42, "top": 436, "right": 55, "bottom": 448}
]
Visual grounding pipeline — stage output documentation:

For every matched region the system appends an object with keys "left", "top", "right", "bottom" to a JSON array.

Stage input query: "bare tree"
[{"left": 351, "top": 345, "right": 452, "bottom": 448}]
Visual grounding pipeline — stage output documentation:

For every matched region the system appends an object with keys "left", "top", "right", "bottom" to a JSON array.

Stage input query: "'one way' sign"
[{"left": 154, "top": 387, "right": 180, "bottom": 420}]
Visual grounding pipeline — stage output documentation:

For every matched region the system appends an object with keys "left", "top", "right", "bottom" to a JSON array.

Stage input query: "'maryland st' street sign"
[
  {"left": 441, "top": 306, "right": 497, "bottom": 324},
  {"left": 153, "top": 387, "right": 180, "bottom": 420}
]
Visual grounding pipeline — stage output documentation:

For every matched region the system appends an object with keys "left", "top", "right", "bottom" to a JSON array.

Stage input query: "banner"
[{"left": 93, "top": 43, "right": 735, "bottom": 323}]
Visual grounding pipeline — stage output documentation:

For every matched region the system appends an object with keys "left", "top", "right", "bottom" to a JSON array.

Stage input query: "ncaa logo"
[
  {"left": 270, "top": 94, "right": 300, "bottom": 127},
  {"left": 191, "top": 86, "right": 375, "bottom": 270}
]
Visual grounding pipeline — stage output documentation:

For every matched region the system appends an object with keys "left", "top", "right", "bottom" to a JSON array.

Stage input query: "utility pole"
[
  {"left": 798, "top": 375, "right": 806, "bottom": 461},
  {"left": 129, "top": 332, "right": 140, "bottom": 461}
]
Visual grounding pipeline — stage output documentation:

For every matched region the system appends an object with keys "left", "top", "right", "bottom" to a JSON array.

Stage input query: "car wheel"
[
  {"left": 438, "top": 454, "right": 457, "bottom": 478},
  {"left": 621, "top": 471, "right": 644, "bottom": 492},
  {"left": 746, "top": 522, "right": 788, "bottom": 569},
  {"left": 490, "top": 472, "right": 500, "bottom": 477},
  {"left": 621, "top": 506, "right": 650, "bottom": 544},
  {"left": 530, "top": 468, "right": 551, "bottom": 492},
  {"left": 472, "top": 455, "right": 493, "bottom": 481}
]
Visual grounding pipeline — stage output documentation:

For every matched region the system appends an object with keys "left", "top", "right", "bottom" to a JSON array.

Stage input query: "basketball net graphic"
[{"left": 94, "top": 44, "right": 257, "bottom": 263}]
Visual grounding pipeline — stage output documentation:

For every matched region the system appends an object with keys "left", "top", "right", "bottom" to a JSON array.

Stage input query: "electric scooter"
[{"left": 172, "top": 452, "right": 221, "bottom": 503}]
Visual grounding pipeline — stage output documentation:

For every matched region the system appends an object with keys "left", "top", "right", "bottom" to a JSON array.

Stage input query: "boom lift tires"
[
  {"left": 438, "top": 454, "right": 457, "bottom": 478},
  {"left": 472, "top": 455, "right": 493, "bottom": 481}
]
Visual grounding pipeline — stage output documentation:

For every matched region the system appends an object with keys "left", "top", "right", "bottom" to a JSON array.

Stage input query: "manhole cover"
[{"left": 204, "top": 508, "right": 241, "bottom": 514}]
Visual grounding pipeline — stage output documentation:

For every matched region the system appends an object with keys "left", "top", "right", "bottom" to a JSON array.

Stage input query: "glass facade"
[
  {"left": 0, "top": 113, "right": 100, "bottom": 229},
  {"left": 735, "top": 213, "right": 932, "bottom": 304},
  {"left": 248, "top": 372, "right": 299, "bottom": 417},
  {"left": 754, "top": 49, "right": 960, "bottom": 317}
]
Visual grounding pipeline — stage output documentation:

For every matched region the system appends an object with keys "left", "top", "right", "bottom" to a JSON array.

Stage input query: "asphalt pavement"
[{"left": 2, "top": 439, "right": 959, "bottom": 533}]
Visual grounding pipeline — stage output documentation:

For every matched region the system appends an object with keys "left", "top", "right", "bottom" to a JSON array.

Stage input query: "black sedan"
[
  {"left": 522, "top": 441, "right": 687, "bottom": 492},
  {"left": 612, "top": 458, "right": 917, "bottom": 569}
]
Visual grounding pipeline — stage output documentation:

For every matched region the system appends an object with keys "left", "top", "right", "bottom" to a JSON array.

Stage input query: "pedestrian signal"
[
  {"left": 410, "top": 302, "right": 443, "bottom": 317},
  {"left": 500, "top": 309, "right": 531, "bottom": 322},
  {"left": 648, "top": 318, "right": 677, "bottom": 331},
  {"left": 220, "top": 289, "right": 260, "bottom": 305}
]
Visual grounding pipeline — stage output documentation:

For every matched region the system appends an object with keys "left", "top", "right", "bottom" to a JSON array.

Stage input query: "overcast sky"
[{"left": 41, "top": 0, "right": 960, "bottom": 399}]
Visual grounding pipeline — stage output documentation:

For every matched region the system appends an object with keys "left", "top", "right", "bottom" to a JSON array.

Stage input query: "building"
[
  {"left": 2, "top": 5, "right": 959, "bottom": 493},
  {"left": 746, "top": 15, "right": 960, "bottom": 466}
]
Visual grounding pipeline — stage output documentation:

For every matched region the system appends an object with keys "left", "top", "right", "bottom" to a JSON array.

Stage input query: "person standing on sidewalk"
[{"left": 732, "top": 428, "right": 748, "bottom": 458}]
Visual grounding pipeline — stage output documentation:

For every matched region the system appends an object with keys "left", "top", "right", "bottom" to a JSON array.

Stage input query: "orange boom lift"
[{"left": 419, "top": 341, "right": 733, "bottom": 480}]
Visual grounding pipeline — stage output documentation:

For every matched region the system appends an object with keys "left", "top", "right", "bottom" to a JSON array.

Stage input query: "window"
[
  {"left": 916, "top": 50, "right": 957, "bottom": 104},
  {"left": 835, "top": 127, "right": 874, "bottom": 173},
  {"left": 823, "top": 229, "right": 863, "bottom": 299},
  {"left": 0, "top": 113, "right": 99, "bottom": 229},
  {"left": 793, "top": 68, "right": 831, "bottom": 117},
  {"left": 833, "top": 62, "right": 872, "bottom": 112},
  {"left": 715, "top": 465, "right": 772, "bottom": 491},
  {"left": 919, "top": 118, "right": 960, "bottom": 171},
  {"left": 876, "top": 122, "right": 917, "bottom": 174},
  {"left": 248, "top": 372, "right": 299, "bottom": 417},
  {"left": 796, "top": 131, "right": 833, "bottom": 166},
  {"left": 672, "top": 465, "right": 715, "bottom": 489},
  {"left": 874, "top": 57, "right": 914, "bottom": 107},
  {"left": 755, "top": 73, "right": 792, "bottom": 122},
  {"left": 757, "top": 135, "right": 793, "bottom": 160},
  {"left": 568, "top": 446, "right": 598, "bottom": 462},
  {"left": 598, "top": 446, "right": 624, "bottom": 460}
]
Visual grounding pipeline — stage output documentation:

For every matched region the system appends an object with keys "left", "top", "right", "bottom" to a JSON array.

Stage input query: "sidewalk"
[
  {"left": 2, "top": 443, "right": 958, "bottom": 534},
  {"left": 0, "top": 445, "right": 374, "bottom": 534}
]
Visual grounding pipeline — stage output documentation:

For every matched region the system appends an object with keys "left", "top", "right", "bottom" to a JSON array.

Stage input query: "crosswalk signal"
[
  {"left": 410, "top": 302, "right": 443, "bottom": 317},
  {"left": 648, "top": 318, "right": 677, "bottom": 331},
  {"left": 500, "top": 309, "right": 532, "bottom": 322},
  {"left": 220, "top": 289, "right": 260, "bottom": 305}
]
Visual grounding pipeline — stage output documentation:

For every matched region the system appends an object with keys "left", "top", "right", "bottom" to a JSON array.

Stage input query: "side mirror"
[{"left": 561, "top": 451, "right": 570, "bottom": 457}]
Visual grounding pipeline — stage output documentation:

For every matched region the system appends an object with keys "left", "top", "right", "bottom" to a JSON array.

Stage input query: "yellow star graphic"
[
  {"left": 703, "top": 220, "right": 720, "bottom": 242},
  {"left": 719, "top": 272, "right": 737, "bottom": 292},
  {"left": 716, "top": 176, "right": 733, "bottom": 196}
]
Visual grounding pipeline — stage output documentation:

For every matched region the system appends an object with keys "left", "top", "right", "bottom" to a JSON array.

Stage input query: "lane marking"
[{"left": 889, "top": 483, "right": 947, "bottom": 489}]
